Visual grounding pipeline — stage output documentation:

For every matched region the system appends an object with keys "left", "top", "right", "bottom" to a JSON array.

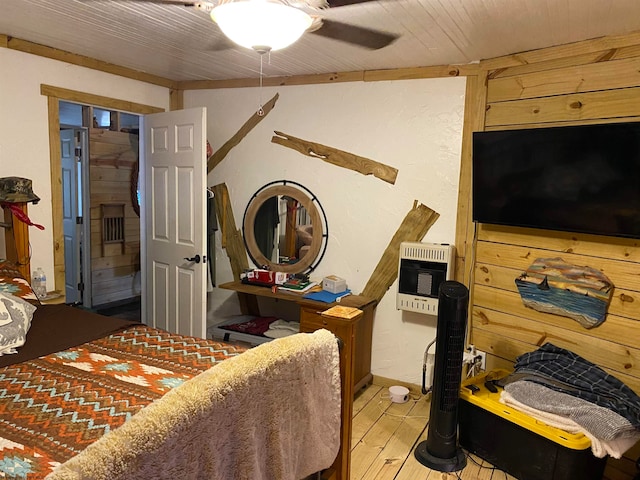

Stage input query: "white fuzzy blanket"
[{"left": 47, "top": 329, "right": 341, "bottom": 480}]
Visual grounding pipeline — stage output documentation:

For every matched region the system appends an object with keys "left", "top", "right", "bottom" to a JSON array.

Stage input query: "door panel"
[
  {"left": 61, "top": 129, "right": 81, "bottom": 303},
  {"left": 141, "top": 107, "right": 207, "bottom": 338},
  {"left": 152, "top": 261, "right": 170, "bottom": 331}
]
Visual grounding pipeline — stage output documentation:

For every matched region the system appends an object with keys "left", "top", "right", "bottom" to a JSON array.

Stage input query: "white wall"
[
  {"left": 186, "top": 77, "right": 466, "bottom": 384},
  {"left": 0, "top": 48, "right": 170, "bottom": 281}
]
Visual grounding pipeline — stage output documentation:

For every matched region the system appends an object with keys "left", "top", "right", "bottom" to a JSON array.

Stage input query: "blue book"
[{"left": 303, "top": 289, "right": 351, "bottom": 303}]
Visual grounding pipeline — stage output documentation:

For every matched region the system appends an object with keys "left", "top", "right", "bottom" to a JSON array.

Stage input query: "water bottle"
[
  {"left": 39, "top": 270, "right": 47, "bottom": 299},
  {"left": 32, "top": 267, "right": 46, "bottom": 299}
]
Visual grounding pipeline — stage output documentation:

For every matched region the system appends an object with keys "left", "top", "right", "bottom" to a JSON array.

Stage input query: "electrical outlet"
[{"left": 476, "top": 350, "right": 487, "bottom": 370}]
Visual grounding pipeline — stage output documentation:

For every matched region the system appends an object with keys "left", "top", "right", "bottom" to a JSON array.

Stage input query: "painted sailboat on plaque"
[{"left": 515, "top": 257, "right": 613, "bottom": 329}]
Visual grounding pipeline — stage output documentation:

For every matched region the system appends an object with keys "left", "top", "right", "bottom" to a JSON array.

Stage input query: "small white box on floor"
[{"left": 322, "top": 275, "right": 347, "bottom": 294}]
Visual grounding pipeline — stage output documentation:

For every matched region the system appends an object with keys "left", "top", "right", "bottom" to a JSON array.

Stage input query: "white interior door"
[
  {"left": 60, "top": 128, "right": 81, "bottom": 304},
  {"left": 140, "top": 107, "right": 207, "bottom": 338}
]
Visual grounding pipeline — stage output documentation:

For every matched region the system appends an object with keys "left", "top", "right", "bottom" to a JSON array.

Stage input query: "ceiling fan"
[{"left": 111, "top": 0, "right": 398, "bottom": 50}]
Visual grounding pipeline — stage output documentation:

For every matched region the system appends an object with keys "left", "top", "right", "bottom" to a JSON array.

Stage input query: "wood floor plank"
[
  {"left": 459, "top": 454, "right": 483, "bottom": 480},
  {"left": 350, "top": 380, "right": 518, "bottom": 480},
  {"left": 354, "top": 384, "right": 382, "bottom": 416},
  {"left": 470, "top": 455, "right": 496, "bottom": 480},
  {"left": 360, "top": 398, "right": 430, "bottom": 480},
  {"left": 351, "top": 388, "right": 387, "bottom": 449},
  {"left": 351, "top": 398, "right": 416, "bottom": 479},
  {"left": 393, "top": 451, "right": 434, "bottom": 480}
]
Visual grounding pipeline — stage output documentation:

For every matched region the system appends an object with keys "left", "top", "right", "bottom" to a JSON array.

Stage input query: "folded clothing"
[
  {"left": 504, "top": 380, "right": 638, "bottom": 441},
  {"left": 219, "top": 316, "right": 279, "bottom": 336},
  {"left": 264, "top": 320, "right": 300, "bottom": 339},
  {"left": 501, "top": 388, "right": 639, "bottom": 459},
  {"left": 511, "top": 343, "right": 640, "bottom": 427}
]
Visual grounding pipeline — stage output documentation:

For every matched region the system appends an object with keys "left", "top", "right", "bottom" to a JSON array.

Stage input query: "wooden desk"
[
  {"left": 218, "top": 281, "right": 377, "bottom": 480},
  {"left": 219, "top": 281, "right": 376, "bottom": 392}
]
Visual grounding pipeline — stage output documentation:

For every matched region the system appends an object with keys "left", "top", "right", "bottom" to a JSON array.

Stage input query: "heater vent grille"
[
  {"left": 400, "top": 243, "right": 451, "bottom": 262},
  {"left": 397, "top": 242, "right": 455, "bottom": 314}
]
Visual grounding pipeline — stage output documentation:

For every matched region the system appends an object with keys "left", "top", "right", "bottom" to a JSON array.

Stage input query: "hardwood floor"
[{"left": 350, "top": 381, "right": 516, "bottom": 480}]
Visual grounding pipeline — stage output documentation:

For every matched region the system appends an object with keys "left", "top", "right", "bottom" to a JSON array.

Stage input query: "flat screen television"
[{"left": 472, "top": 122, "right": 640, "bottom": 239}]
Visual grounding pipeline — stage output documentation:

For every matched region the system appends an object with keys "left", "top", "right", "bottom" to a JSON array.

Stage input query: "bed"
[{"left": 0, "top": 260, "right": 342, "bottom": 480}]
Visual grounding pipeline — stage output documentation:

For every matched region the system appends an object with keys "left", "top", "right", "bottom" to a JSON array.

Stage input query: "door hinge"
[
  {"left": 75, "top": 146, "right": 82, "bottom": 158},
  {"left": 76, "top": 216, "right": 83, "bottom": 224},
  {"left": 78, "top": 282, "right": 84, "bottom": 291}
]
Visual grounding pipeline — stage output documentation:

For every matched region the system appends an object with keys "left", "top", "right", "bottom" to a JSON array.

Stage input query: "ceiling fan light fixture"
[{"left": 211, "top": 0, "right": 313, "bottom": 52}]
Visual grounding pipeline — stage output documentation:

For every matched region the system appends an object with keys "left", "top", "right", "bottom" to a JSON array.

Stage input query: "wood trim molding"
[
  {"left": 40, "top": 85, "right": 164, "bottom": 114},
  {"left": 3, "top": 32, "right": 479, "bottom": 91},
  {"left": 169, "top": 88, "right": 184, "bottom": 111},
  {"left": 46, "top": 96, "right": 65, "bottom": 294},
  {"left": 178, "top": 64, "right": 479, "bottom": 90},
  {"left": 480, "top": 29, "right": 640, "bottom": 71},
  {"left": 363, "top": 63, "right": 478, "bottom": 82},
  {"left": 179, "top": 71, "right": 366, "bottom": 90},
  {"left": 454, "top": 72, "right": 487, "bottom": 288},
  {"left": 3, "top": 35, "right": 177, "bottom": 90},
  {"left": 371, "top": 375, "right": 421, "bottom": 394}
]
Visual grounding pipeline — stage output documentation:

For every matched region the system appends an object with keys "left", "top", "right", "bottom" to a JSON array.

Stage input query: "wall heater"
[{"left": 397, "top": 242, "right": 455, "bottom": 314}]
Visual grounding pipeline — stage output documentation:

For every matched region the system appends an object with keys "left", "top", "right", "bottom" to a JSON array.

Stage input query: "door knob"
[{"left": 184, "top": 254, "right": 201, "bottom": 263}]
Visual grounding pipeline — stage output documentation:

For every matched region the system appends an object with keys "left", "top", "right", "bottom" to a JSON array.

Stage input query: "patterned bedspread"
[
  {"left": 0, "top": 325, "right": 247, "bottom": 479},
  {"left": 0, "top": 261, "right": 39, "bottom": 304}
]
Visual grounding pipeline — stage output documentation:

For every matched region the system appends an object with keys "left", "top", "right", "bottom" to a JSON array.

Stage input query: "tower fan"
[{"left": 415, "top": 280, "right": 469, "bottom": 472}]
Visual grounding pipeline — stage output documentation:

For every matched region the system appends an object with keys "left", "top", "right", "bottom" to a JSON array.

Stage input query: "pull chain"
[{"left": 257, "top": 53, "right": 265, "bottom": 117}]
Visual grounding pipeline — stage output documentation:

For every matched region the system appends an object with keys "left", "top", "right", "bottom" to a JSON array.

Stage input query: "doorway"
[
  {"left": 59, "top": 100, "right": 141, "bottom": 309},
  {"left": 43, "top": 85, "right": 165, "bottom": 309}
]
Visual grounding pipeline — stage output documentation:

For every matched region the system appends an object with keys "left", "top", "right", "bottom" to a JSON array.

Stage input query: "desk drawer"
[{"left": 300, "top": 307, "right": 333, "bottom": 332}]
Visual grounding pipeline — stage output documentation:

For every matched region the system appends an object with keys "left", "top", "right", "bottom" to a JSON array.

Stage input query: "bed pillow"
[
  {"left": 0, "top": 260, "right": 41, "bottom": 305},
  {"left": 0, "top": 292, "right": 37, "bottom": 356}
]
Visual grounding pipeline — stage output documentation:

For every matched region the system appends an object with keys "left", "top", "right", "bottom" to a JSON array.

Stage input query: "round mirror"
[{"left": 243, "top": 180, "right": 328, "bottom": 274}]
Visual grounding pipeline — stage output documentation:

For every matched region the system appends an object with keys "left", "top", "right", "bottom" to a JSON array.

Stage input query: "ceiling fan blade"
[
  {"left": 310, "top": 19, "right": 397, "bottom": 50},
  {"left": 326, "top": 0, "right": 379, "bottom": 6}
]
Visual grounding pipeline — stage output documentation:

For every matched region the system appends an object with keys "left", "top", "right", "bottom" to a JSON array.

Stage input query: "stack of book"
[{"left": 278, "top": 278, "right": 319, "bottom": 293}]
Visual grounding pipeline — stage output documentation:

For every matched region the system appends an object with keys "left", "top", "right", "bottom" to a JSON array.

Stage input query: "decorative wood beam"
[
  {"left": 212, "top": 183, "right": 249, "bottom": 281},
  {"left": 271, "top": 131, "right": 398, "bottom": 185},
  {"left": 361, "top": 201, "right": 440, "bottom": 303},
  {"left": 207, "top": 93, "right": 279, "bottom": 173}
]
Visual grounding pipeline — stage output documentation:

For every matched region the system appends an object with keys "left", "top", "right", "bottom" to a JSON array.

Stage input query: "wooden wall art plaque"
[{"left": 515, "top": 257, "right": 614, "bottom": 329}]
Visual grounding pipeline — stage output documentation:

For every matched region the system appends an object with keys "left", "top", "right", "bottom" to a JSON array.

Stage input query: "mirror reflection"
[
  {"left": 254, "top": 196, "right": 312, "bottom": 265},
  {"left": 243, "top": 181, "right": 327, "bottom": 274}
]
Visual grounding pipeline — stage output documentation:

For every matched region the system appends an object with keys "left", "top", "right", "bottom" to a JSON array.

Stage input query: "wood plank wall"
[
  {"left": 89, "top": 128, "right": 140, "bottom": 306},
  {"left": 463, "top": 31, "right": 640, "bottom": 480}
]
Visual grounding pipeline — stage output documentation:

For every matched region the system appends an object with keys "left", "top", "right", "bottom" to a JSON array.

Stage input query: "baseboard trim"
[{"left": 372, "top": 375, "right": 422, "bottom": 395}]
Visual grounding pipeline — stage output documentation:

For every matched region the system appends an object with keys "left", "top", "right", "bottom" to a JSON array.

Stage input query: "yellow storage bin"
[{"left": 458, "top": 370, "right": 606, "bottom": 480}]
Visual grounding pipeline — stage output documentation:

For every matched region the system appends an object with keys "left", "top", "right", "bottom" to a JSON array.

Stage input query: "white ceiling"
[{"left": 3, "top": 0, "right": 640, "bottom": 83}]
